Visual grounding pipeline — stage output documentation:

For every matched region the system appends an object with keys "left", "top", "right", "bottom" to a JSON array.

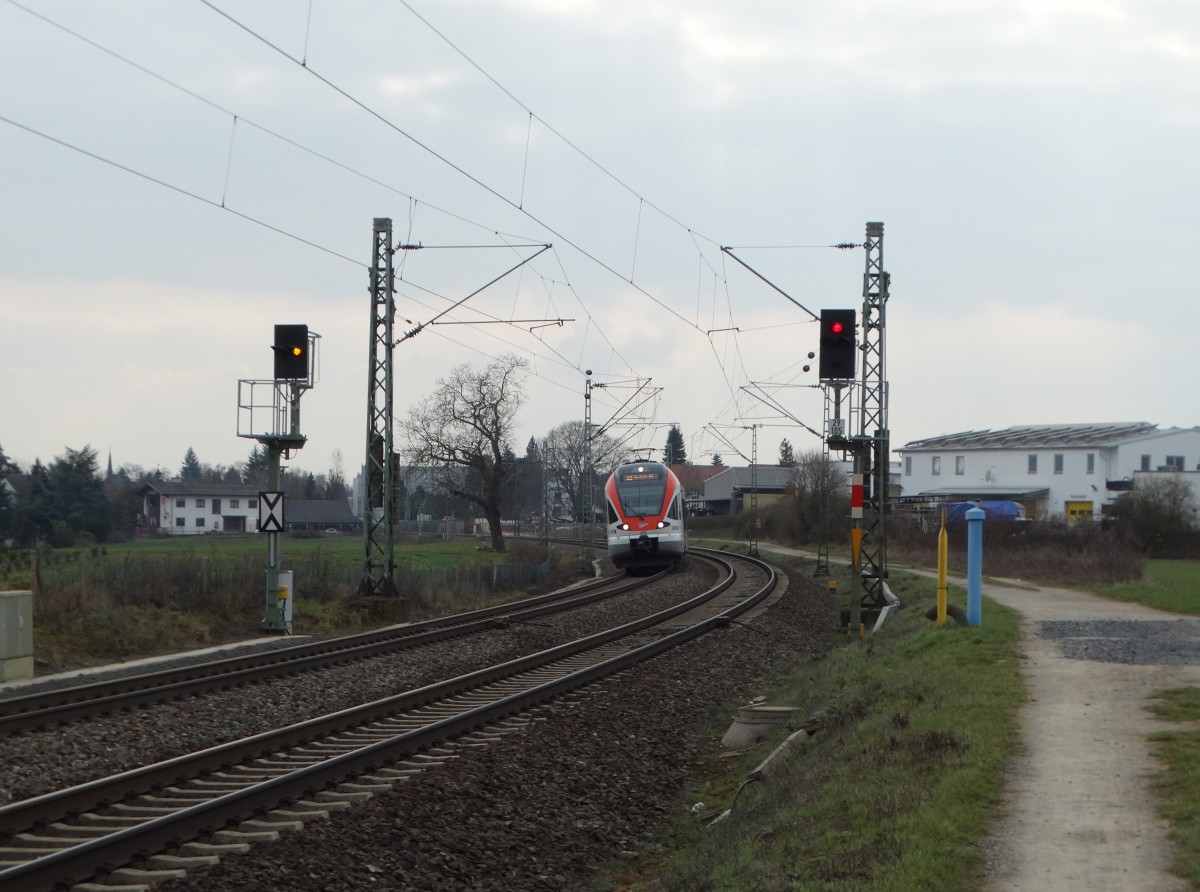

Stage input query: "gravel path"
[{"left": 979, "top": 579, "right": 1200, "bottom": 892}]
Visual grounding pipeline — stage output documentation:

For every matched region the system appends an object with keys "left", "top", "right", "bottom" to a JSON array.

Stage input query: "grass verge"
[
  {"left": 605, "top": 571, "right": 1025, "bottom": 891},
  {"left": 1147, "top": 689, "right": 1200, "bottom": 885},
  {"left": 1089, "top": 560, "right": 1200, "bottom": 615}
]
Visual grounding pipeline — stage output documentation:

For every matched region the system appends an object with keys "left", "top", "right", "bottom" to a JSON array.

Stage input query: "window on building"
[
  {"left": 196, "top": 517, "right": 205, "bottom": 528},
  {"left": 249, "top": 498, "right": 258, "bottom": 508},
  {"left": 1166, "top": 455, "right": 1184, "bottom": 471},
  {"left": 196, "top": 498, "right": 205, "bottom": 508},
  {"left": 175, "top": 517, "right": 186, "bottom": 527},
  {"left": 904, "top": 457, "right": 911, "bottom": 476},
  {"left": 1087, "top": 453, "right": 1095, "bottom": 474},
  {"left": 1028, "top": 454, "right": 1037, "bottom": 474},
  {"left": 955, "top": 456, "right": 965, "bottom": 476},
  {"left": 175, "top": 498, "right": 185, "bottom": 508},
  {"left": 931, "top": 456, "right": 941, "bottom": 476},
  {"left": 230, "top": 499, "right": 240, "bottom": 508},
  {"left": 1054, "top": 454, "right": 1064, "bottom": 474},
  {"left": 1141, "top": 455, "right": 1151, "bottom": 472}
]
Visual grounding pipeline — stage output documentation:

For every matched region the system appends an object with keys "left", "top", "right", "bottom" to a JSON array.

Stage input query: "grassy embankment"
[
  {"left": 604, "top": 555, "right": 1024, "bottom": 891},
  {"left": 602, "top": 551, "right": 1200, "bottom": 891}
]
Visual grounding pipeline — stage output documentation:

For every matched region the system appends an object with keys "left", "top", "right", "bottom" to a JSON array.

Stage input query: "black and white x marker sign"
[{"left": 259, "top": 492, "right": 285, "bottom": 533}]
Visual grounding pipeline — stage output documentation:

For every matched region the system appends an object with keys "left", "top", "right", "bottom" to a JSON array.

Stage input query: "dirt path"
[{"left": 979, "top": 579, "right": 1200, "bottom": 892}]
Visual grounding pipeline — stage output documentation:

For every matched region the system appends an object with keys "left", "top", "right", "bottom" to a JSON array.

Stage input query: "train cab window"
[
  {"left": 608, "top": 502, "right": 619, "bottom": 525},
  {"left": 667, "top": 495, "right": 681, "bottom": 520},
  {"left": 615, "top": 466, "right": 667, "bottom": 517}
]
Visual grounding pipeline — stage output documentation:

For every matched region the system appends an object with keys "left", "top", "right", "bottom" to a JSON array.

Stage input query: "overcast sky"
[{"left": 3, "top": 0, "right": 1197, "bottom": 479}]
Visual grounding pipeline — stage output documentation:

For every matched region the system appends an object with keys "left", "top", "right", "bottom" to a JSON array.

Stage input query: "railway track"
[
  {"left": 0, "top": 547, "right": 775, "bottom": 891},
  {"left": 0, "top": 566, "right": 665, "bottom": 736}
]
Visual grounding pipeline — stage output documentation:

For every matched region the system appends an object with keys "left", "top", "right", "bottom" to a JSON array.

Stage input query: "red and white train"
[{"left": 603, "top": 459, "right": 688, "bottom": 571}]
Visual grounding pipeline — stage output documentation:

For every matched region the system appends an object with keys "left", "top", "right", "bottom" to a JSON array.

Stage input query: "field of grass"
[
  {"left": 2, "top": 533, "right": 515, "bottom": 587},
  {"left": 604, "top": 562, "right": 1025, "bottom": 891},
  {"left": 1089, "top": 559, "right": 1200, "bottom": 615},
  {"left": 0, "top": 534, "right": 561, "bottom": 672}
]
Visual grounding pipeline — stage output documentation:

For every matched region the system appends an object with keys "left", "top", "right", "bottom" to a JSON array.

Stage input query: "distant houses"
[{"left": 140, "top": 481, "right": 358, "bottom": 535}]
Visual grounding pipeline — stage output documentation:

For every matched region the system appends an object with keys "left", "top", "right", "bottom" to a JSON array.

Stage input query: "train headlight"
[
  {"left": 657, "top": 521, "right": 666, "bottom": 529},
  {"left": 620, "top": 523, "right": 629, "bottom": 531}
]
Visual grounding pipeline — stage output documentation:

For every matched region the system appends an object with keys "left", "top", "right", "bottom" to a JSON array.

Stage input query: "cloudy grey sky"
[{"left": 2, "top": 0, "right": 1197, "bottom": 478}]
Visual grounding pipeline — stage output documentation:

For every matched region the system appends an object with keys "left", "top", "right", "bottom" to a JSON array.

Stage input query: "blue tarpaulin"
[{"left": 940, "top": 500, "right": 1024, "bottom": 525}]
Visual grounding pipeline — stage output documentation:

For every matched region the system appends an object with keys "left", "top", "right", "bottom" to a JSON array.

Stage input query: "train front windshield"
[{"left": 615, "top": 467, "right": 667, "bottom": 518}]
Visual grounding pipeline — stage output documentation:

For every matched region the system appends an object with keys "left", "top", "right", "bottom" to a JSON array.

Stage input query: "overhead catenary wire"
[{"left": 4, "top": 0, "right": 856, "bottom": 453}]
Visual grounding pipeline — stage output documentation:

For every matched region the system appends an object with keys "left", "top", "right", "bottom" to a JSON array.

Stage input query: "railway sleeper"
[
  {"left": 313, "top": 789, "right": 373, "bottom": 804},
  {"left": 75, "top": 813, "right": 145, "bottom": 827},
  {"left": 177, "top": 840, "right": 252, "bottom": 856},
  {"left": 45, "top": 822, "right": 114, "bottom": 838},
  {"left": 211, "top": 828, "right": 280, "bottom": 844},
  {"left": 10, "top": 833, "right": 85, "bottom": 847},
  {"left": 333, "top": 782, "right": 393, "bottom": 796},
  {"left": 237, "top": 818, "right": 304, "bottom": 834},
  {"left": 107, "top": 865, "right": 189, "bottom": 886},
  {"left": 190, "top": 778, "right": 265, "bottom": 790},
  {"left": 106, "top": 804, "right": 177, "bottom": 817},
  {"left": 146, "top": 853, "right": 222, "bottom": 870},
  {"left": 292, "top": 798, "right": 352, "bottom": 813},
  {"left": 263, "top": 806, "right": 335, "bottom": 821},
  {"left": 365, "top": 767, "right": 422, "bottom": 779}
]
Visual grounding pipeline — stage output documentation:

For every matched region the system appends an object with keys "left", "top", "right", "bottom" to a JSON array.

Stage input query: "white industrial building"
[{"left": 897, "top": 423, "right": 1200, "bottom": 522}]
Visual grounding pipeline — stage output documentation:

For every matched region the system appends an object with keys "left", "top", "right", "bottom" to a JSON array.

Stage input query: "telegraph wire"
[
  {"left": 393, "top": 0, "right": 722, "bottom": 247},
  {"left": 0, "top": 0, "right": 547, "bottom": 246},
  {"left": 197, "top": 0, "right": 714, "bottom": 336},
  {"left": 0, "top": 112, "right": 363, "bottom": 267},
  {"left": 8, "top": 0, "right": 836, "bottom": 447},
  {"left": 9, "top": 0, "right": 776, "bottom": 423}
]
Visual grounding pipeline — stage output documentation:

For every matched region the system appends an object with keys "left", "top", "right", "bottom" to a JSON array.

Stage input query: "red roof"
[{"left": 670, "top": 464, "right": 726, "bottom": 490}]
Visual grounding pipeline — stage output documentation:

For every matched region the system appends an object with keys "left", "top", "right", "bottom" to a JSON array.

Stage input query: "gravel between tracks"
[
  {"left": 0, "top": 561, "right": 725, "bottom": 805},
  {"left": 119, "top": 564, "right": 835, "bottom": 892}
]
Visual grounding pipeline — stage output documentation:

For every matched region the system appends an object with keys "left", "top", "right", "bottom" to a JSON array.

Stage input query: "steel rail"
[
  {"left": 0, "top": 550, "right": 773, "bottom": 891},
  {"left": 0, "top": 568, "right": 665, "bottom": 736}
]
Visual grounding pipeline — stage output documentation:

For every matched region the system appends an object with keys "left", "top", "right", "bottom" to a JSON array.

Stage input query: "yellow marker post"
[{"left": 936, "top": 510, "right": 948, "bottom": 627}]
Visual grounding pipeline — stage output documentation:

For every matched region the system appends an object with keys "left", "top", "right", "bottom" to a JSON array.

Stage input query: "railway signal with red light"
[
  {"left": 818, "top": 309, "right": 857, "bottom": 380},
  {"left": 273, "top": 324, "right": 309, "bottom": 380}
]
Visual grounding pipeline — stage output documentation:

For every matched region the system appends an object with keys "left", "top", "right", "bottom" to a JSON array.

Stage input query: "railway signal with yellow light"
[
  {"left": 272, "top": 324, "right": 309, "bottom": 380},
  {"left": 818, "top": 309, "right": 856, "bottom": 381}
]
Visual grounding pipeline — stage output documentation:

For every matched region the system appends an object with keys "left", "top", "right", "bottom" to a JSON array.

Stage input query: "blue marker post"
[{"left": 966, "top": 505, "right": 985, "bottom": 626}]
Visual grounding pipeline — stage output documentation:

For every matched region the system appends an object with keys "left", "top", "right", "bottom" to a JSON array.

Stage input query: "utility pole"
[
  {"left": 361, "top": 217, "right": 398, "bottom": 599},
  {"left": 748, "top": 424, "right": 760, "bottom": 556},
  {"left": 583, "top": 371, "right": 596, "bottom": 562},
  {"left": 856, "top": 221, "right": 890, "bottom": 616}
]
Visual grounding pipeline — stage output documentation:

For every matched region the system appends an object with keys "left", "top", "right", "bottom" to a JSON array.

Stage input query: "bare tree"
[
  {"left": 326, "top": 449, "right": 348, "bottom": 502},
  {"left": 399, "top": 355, "right": 528, "bottom": 552},
  {"left": 788, "top": 449, "right": 848, "bottom": 541},
  {"left": 541, "top": 420, "right": 622, "bottom": 522}
]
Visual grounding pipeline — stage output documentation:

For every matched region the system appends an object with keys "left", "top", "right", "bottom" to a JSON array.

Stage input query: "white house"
[
  {"left": 141, "top": 482, "right": 262, "bottom": 534},
  {"left": 897, "top": 423, "right": 1200, "bottom": 522}
]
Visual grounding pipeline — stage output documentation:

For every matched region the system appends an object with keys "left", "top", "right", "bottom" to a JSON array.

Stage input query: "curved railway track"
[
  {"left": 0, "top": 548, "right": 774, "bottom": 891},
  {"left": 0, "top": 566, "right": 666, "bottom": 736}
]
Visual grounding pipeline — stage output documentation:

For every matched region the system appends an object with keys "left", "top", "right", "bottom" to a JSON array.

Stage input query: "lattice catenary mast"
[
  {"left": 856, "top": 221, "right": 890, "bottom": 616},
  {"left": 360, "top": 217, "right": 397, "bottom": 598}
]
